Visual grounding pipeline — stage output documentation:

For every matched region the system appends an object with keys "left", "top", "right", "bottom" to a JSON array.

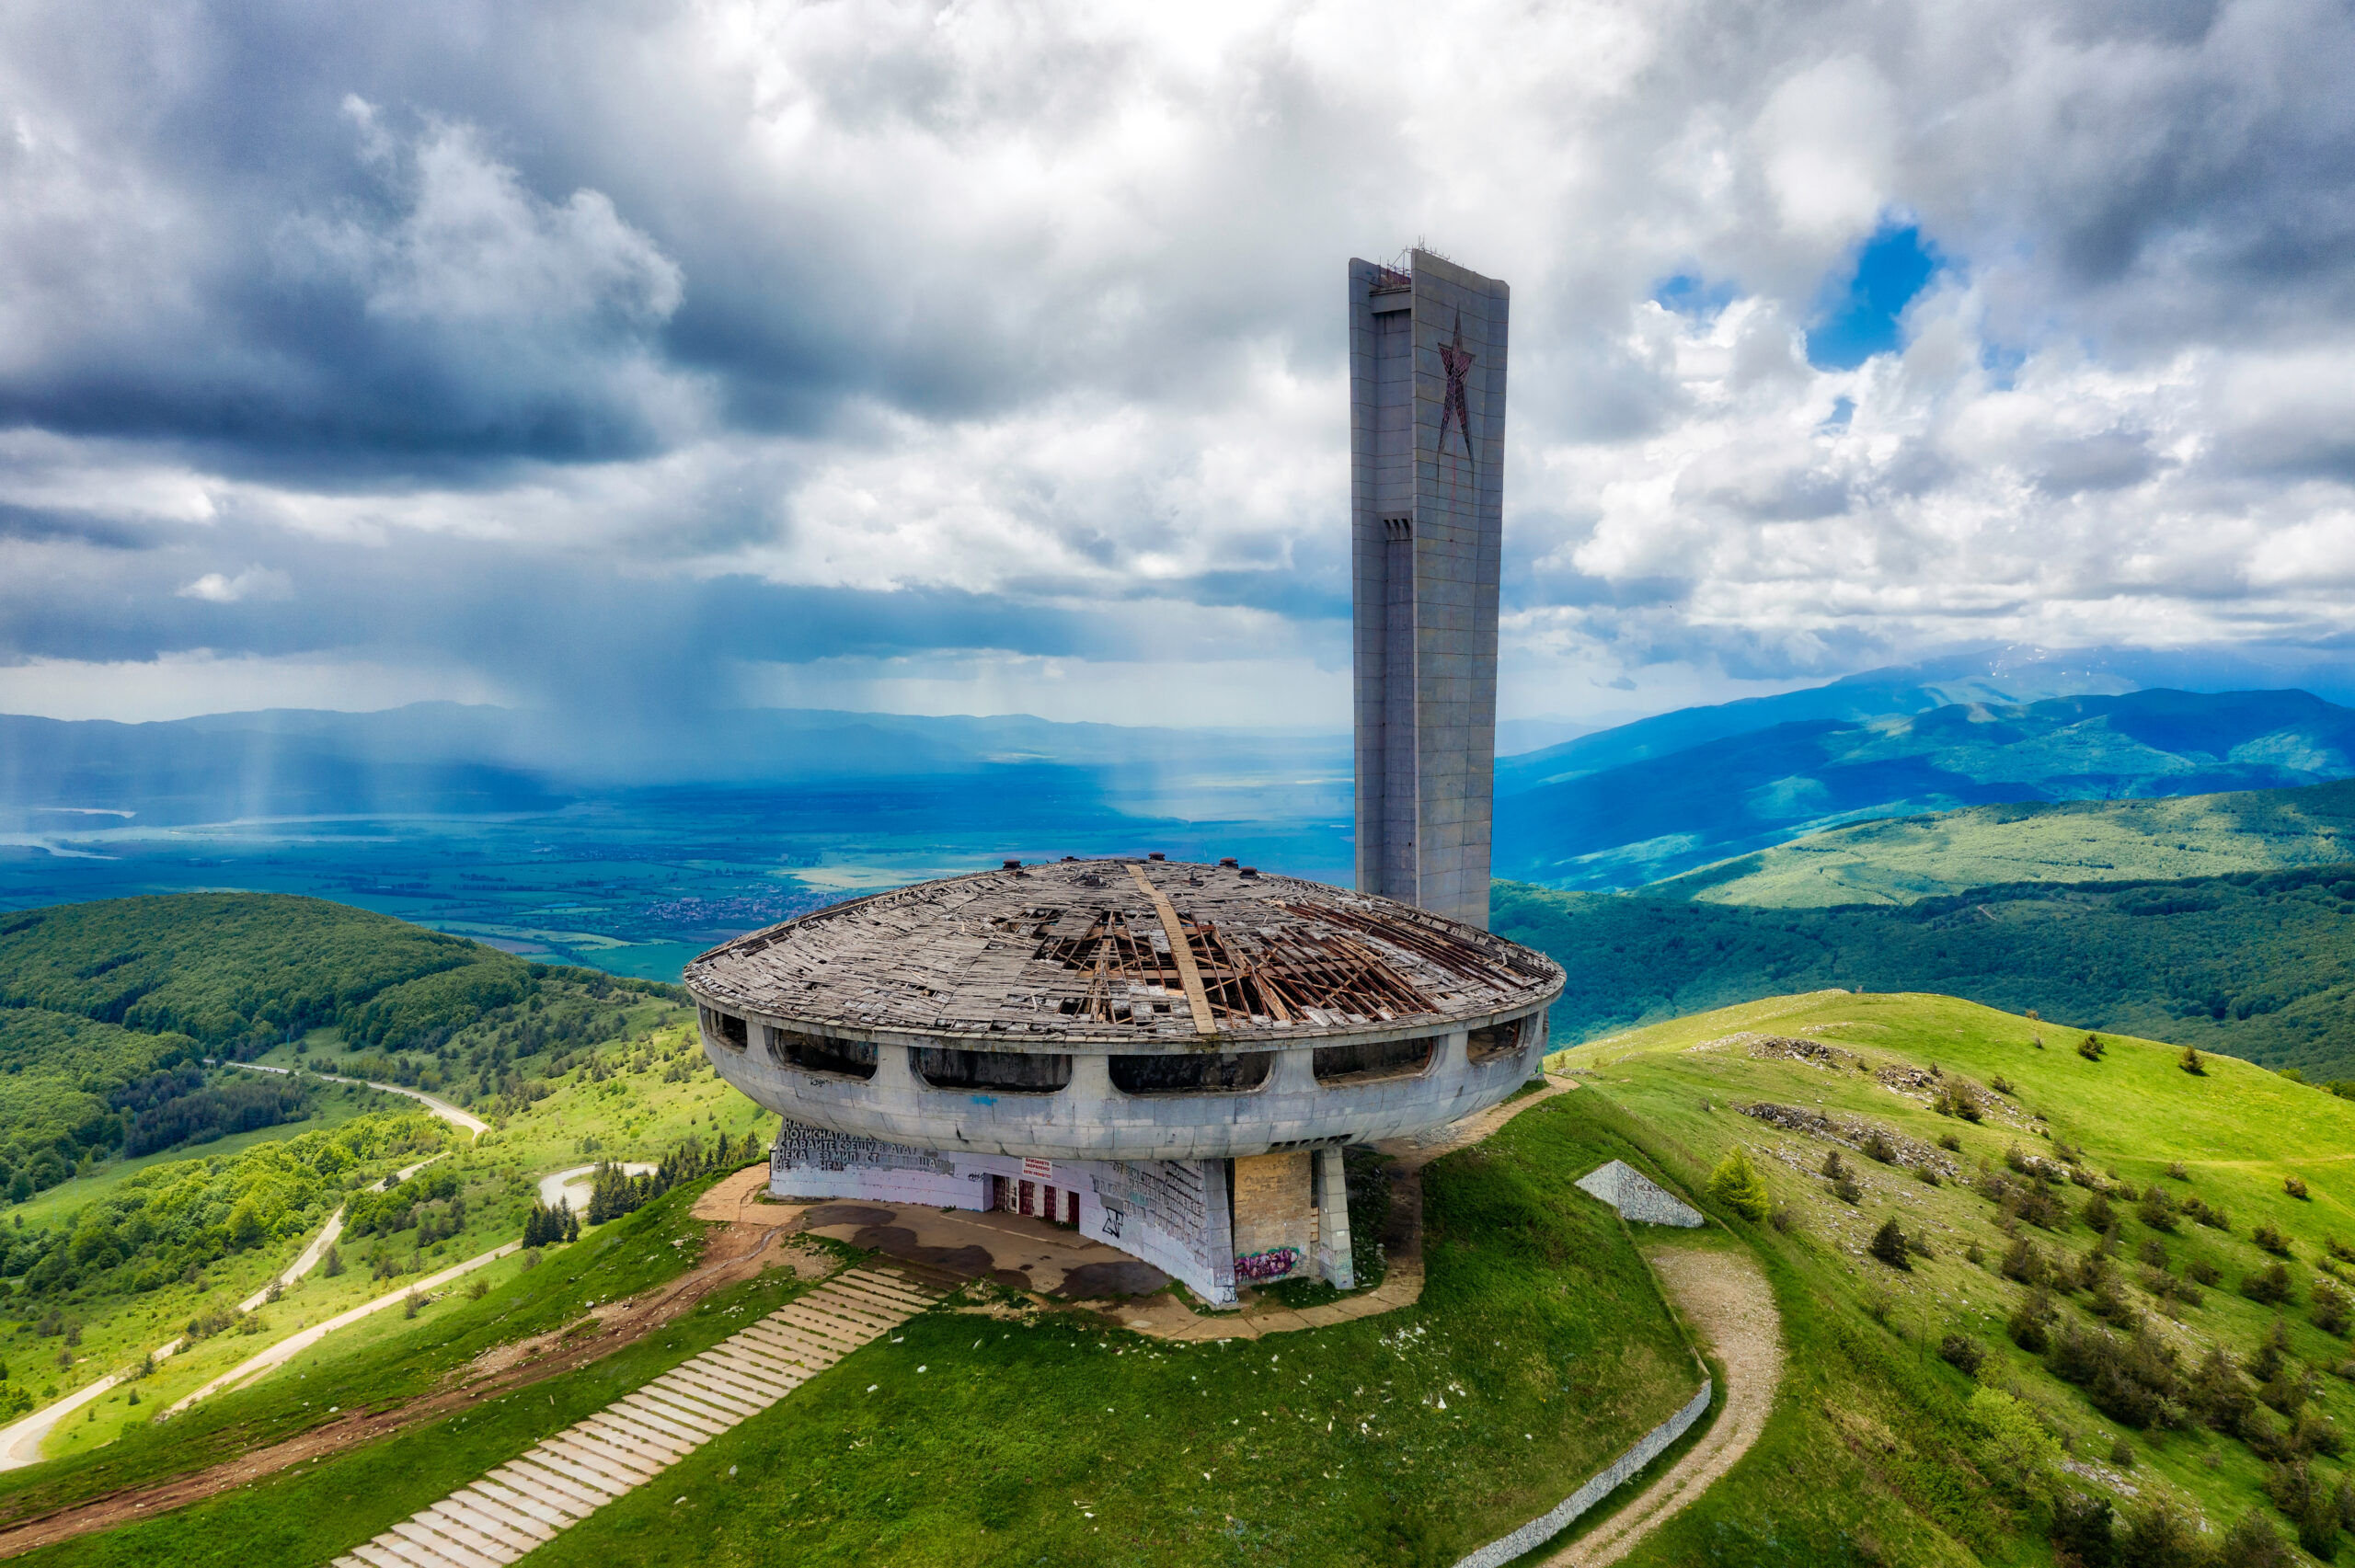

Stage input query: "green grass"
[
  {"left": 0, "top": 1174, "right": 752, "bottom": 1531},
  {"left": 1657, "top": 778, "right": 2355, "bottom": 907},
  {"left": 209, "top": 1098, "right": 1696, "bottom": 1568},
  {"left": 6, "top": 1086, "right": 395, "bottom": 1235},
  {"left": 1545, "top": 989, "right": 2355, "bottom": 1563},
  {"left": 1496, "top": 866, "right": 2355, "bottom": 1080}
]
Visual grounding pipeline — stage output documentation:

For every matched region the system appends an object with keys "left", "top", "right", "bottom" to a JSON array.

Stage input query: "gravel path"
[{"left": 1541, "top": 1247, "right": 1783, "bottom": 1568}]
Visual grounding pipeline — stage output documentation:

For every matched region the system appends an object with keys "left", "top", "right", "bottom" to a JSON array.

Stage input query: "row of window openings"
[{"left": 700, "top": 1008, "right": 1523, "bottom": 1093}]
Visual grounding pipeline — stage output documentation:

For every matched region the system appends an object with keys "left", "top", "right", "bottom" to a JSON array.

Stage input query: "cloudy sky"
[{"left": 4, "top": 0, "right": 2353, "bottom": 731}]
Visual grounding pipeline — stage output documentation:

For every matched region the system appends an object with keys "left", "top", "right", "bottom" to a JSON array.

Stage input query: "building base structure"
[{"left": 770, "top": 1119, "right": 1355, "bottom": 1307}]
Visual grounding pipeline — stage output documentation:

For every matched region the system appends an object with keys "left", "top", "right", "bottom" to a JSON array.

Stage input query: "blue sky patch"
[
  {"left": 1653, "top": 272, "right": 1740, "bottom": 319},
  {"left": 1806, "top": 223, "right": 1943, "bottom": 371}
]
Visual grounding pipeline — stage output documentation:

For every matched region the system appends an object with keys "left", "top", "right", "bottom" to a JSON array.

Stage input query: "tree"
[
  {"left": 1869, "top": 1217, "right": 1913, "bottom": 1271},
  {"left": 1969, "top": 1387, "right": 2061, "bottom": 1502},
  {"left": 1708, "top": 1147, "right": 1772, "bottom": 1221}
]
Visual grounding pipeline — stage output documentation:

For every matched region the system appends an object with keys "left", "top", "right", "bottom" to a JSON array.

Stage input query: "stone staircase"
[{"left": 331, "top": 1265, "right": 945, "bottom": 1568}]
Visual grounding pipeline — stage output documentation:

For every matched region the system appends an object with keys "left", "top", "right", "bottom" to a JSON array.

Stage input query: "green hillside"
[
  {"left": 1499, "top": 865, "right": 2355, "bottom": 1080},
  {"left": 1550, "top": 990, "right": 2355, "bottom": 1565},
  {"left": 1660, "top": 778, "right": 2355, "bottom": 907}
]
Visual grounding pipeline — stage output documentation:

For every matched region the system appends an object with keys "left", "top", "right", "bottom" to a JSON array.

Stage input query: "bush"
[
  {"left": 2254, "top": 1222, "right": 2293, "bottom": 1257},
  {"left": 2179, "top": 1045, "right": 2205, "bottom": 1075},
  {"left": 1767, "top": 1203, "right": 1799, "bottom": 1234},
  {"left": 2318, "top": 1282, "right": 2353, "bottom": 1338},
  {"left": 1833, "top": 1173, "right": 1862, "bottom": 1205},
  {"left": 2244, "top": 1263, "right": 2296, "bottom": 1306},
  {"left": 2078, "top": 1033, "right": 2108, "bottom": 1061},
  {"left": 2220, "top": 1509, "right": 2294, "bottom": 1567},
  {"left": 2137, "top": 1188, "right": 2178, "bottom": 1232},
  {"left": 2002, "top": 1236, "right": 2050, "bottom": 1285},
  {"left": 2166, "top": 1162, "right": 2189, "bottom": 1181},
  {"left": 2051, "top": 1491, "right": 2119, "bottom": 1566},
  {"left": 2117, "top": 1498, "right": 2206, "bottom": 1568},
  {"left": 1868, "top": 1217, "right": 1913, "bottom": 1271},
  {"left": 2010, "top": 1287, "right": 2056, "bottom": 1353},
  {"left": 1707, "top": 1146, "right": 1773, "bottom": 1221},
  {"left": 1969, "top": 1386, "right": 2062, "bottom": 1502},
  {"left": 1940, "top": 1333, "right": 1986, "bottom": 1377},
  {"left": 2287, "top": 1175, "right": 2312, "bottom": 1200},
  {"left": 1861, "top": 1132, "right": 1897, "bottom": 1164}
]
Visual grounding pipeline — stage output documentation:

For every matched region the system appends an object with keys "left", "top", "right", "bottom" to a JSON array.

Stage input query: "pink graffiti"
[{"left": 1234, "top": 1247, "right": 1303, "bottom": 1282}]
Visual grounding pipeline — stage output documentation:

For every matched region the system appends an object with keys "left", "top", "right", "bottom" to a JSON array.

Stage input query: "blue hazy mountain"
[{"left": 1492, "top": 688, "right": 2355, "bottom": 890}]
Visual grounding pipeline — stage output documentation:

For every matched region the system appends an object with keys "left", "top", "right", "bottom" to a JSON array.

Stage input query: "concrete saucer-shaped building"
[{"left": 687, "top": 855, "right": 1564, "bottom": 1304}]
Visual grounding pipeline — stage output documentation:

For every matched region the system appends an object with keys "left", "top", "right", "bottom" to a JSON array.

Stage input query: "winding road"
[
  {"left": 1539, "top": 1248, "right": 1784, "bottom": 1568},
  {"left": 0, "top": 1067, "right": 490, "bottom": 1470}
]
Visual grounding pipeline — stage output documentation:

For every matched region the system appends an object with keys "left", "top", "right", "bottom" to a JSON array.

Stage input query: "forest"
[{"left": 1499, "top": 863, "right": 2355, "bottom": 1078}]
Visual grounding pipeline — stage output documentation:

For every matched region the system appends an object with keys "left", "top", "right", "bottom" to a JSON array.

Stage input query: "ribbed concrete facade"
[{"left": 1350, "top": 250, "right": 1509, "bottom": 931}]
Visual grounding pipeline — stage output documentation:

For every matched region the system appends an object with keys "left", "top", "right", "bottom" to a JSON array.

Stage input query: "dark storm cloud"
[{"left": 4, "top": 0, "right": 2355, "bottom": 722}]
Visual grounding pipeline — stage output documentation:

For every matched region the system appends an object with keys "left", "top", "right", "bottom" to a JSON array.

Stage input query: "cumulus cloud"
[{"left": 0, "top": 0, "right": 2350, "bottom": 725}]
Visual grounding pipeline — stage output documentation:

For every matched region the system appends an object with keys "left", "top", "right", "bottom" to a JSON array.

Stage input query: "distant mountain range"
[
  {"left": 1492, "top": 688, "right": 2355, "bottom": 890},
  {"left": 11, "top": 652, "right": 2355, "bottom": 897}
]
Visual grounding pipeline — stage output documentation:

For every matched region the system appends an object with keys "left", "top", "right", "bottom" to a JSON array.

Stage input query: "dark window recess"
[
  {"left": 1466, "top": 1020, "right": 1524, "bottom": 1063},
  {"left": 1313, "top": 1036, "right": 1435, "bottom": 1084},
  {"left": 1111, "top": 1052, "right": 1273, "bottom": 1095},
  {"left": 913, "top": 1047, "right": 1073, "bottom": 1093},
  {"left": 769, "top": 1029, "right": 877, "bottom": 1081},
  {"left": 702, "top": 1007, "right": 748, "bottom": 1051}
]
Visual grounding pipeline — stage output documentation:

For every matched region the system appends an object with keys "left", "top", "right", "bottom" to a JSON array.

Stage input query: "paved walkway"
[{"left": 328, "top": 1265, "right": 946, "bottom": 1568}]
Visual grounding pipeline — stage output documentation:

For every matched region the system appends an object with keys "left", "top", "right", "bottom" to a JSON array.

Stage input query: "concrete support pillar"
[
  {"left": 1268, "top": 1047, "right": 1317, "bottom": 1093},
  {"left": 1313, "top": 1145, "right": 1355, "bottom": 1289},
  {"left": 1200, "top": 1156, "right": 1238, "bottom": 1306},
  {"left": 871, "top": 1042, "right": 916, "bottom": 1091},
  {"left": 1231, "top": 1150, "right": 1315, "bottom": 1288},
  {"left": 1063, "top": 1051, "right": 1115, "bottom": 1126}
]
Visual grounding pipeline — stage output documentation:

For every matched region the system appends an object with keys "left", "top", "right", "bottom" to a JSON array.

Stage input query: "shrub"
[
  {"left": 2221, "top": 1509, "right": 2294, "bottom": 1567},
  {"left": 1707, "top": 1146, "right": 1773, "bottom": 1221},
  {"left": 1833, "top": 1173, "right": 1862, "bottom": 1205},
  {"left": 1915, "top": 1164, "right": 1941, "bottom": 1187},
  {"left": 2118, "top": 1498, "right": 2204, "bottom": 1568},
  {"left": 2084, "top": 1193, "right": 2118, "bottom": 1232},
  {"left": 320, "top": 1244, "right": 343, "bottom": 1278},
  {"left": 2109, "top": 1437, "right": 2133, "bottom": 1468},
  {"left": 1767, "top": 1202, "right": 1798, "bottom": 1233},
  {"left": 1861, "top": 1132, "right": 1897, "bottom": 1164},
  {"left": 1869, "top": 1218, "right": 1913, "bottom": 1271},
  {"left": 2318, "top": 1282, "right": 2353, "bottom": 1338},
  {"left": 2179, "top": 1045, "right": 2205, "bottom": 1075},
  {"left": 1970, "top": 1386, "right": 2062, "bottom": 1502},
  {"left": 2051, "top": 1491, "right": 2119, "bottom": 1567},
  {"left": 2136, "top": 1188, "right": 2178, "bottom": 1232},
  {"left": 2078, "top": 1033, "right": 2108, "bottom": 1061},
  {"left": 2137, "top": 1238, "right": 2170, "bottom": 1270},
  {"left": 2254, "top": 1222, "right": 2294, "bottom": 1257},
  {"left": 2166, "top": 1162, "right": 2189, "bottom": 1182},
  {"left": 1821, "top": 1149, "right": 1848, "bottom": 1179},
  {"left": 2002, "top": 1236, "right": 2049, "bottom": 1286},
  {"left": 1966, "top": 1242, "right": 1986, "bottom": 1265},
  {"left": 1938, "top": 1133, "right": 1962, "bottom": 1152},
  {"left": 2286, "top": 1175, "right": 2312, "bottom": 1200},
  {"left": 1932, "top": 1080, "right": 1984, "bottom": 1122},
  {"left": 1991, "top": 1074, "right": 2016, "bottom": 1094},
  {"left": 1940, "top": 1333, "right": 1987, "bottom": 1377},
  {"left": 2009, "top": 1287, "right": 2057, "bottom": 1354},
  {"left": 2244, "top": 1263, "right": 2296, "bottom": 1306}
]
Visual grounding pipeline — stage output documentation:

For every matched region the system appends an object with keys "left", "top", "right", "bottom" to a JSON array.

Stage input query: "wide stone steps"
[{"left": 329, "top": 1267, "right": 940, "bottom": 1568}]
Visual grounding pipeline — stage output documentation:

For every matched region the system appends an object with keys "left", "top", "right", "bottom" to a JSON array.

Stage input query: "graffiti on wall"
[{"left": 1234, "top": 1246, "right": 1303, "bottom": 1282}]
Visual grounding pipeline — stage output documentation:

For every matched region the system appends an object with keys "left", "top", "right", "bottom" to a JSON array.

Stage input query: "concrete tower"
[{"left": 1349, "top": 249, "right": 1509, "bottom": 931}]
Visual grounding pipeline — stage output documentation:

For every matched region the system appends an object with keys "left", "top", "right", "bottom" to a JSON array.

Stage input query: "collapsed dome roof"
[{"left": 686, "top": 858, "right": 1563, "bottom": 1047}]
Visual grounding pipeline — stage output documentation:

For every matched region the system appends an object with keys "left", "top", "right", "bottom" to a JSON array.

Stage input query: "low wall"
[{"left": 1449, "top": 1379, "right": 1716, "bottom": 1568}]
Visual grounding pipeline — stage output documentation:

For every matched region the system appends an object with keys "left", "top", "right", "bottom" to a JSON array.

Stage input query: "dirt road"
[{"left": 1541, "top": 1247, "right": 1784, "bottom": 1568}]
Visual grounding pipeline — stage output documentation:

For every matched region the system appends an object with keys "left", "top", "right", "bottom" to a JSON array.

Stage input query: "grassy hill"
[
  {"left": 1546, "top": 990, "right": 2355, "bottom": 1565},
  {"left": 1495, "top": 689, "right": 2355, "bottom": 891},
  {"left": 1659, "top": 778, "right": 2355, "bottom": 907},
  {"left": 1498, "top": 866, "right": 2355, "bottom": 1081}
]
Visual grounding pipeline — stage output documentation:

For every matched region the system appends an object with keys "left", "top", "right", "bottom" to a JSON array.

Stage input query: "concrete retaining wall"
[
  {"left": 1449, "top": 1379, "right": 1716, "bottom": 1568},
  {"left": 1574, "top": 1160, "right": 1706, "bottom": 1227}
]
